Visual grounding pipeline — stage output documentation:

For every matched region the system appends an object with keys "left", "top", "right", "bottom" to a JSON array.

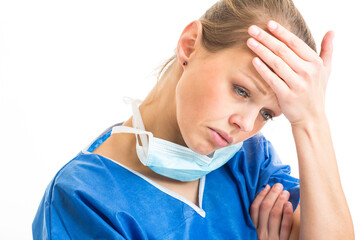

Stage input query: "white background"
[{"left": 0, "top": 0, "right": 359, "bottom": 239}]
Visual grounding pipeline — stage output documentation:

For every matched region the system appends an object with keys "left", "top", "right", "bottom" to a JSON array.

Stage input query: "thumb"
[{"left": 319, "top": 31, "right": 335, "bottom": 67}]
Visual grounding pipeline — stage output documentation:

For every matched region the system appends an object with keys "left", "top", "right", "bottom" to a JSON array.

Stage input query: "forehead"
[
  {"left": 196, "top": 45, "right": 276, "bottom": 97},
  {"left": 224, "top": 47, "right": 276, "bottom": 97},
  {"left": 196, "top": 46, "right": 282, "bottom": 116},
  {"left": 220, "top": 47, "right": 282, "bottom": 115}
]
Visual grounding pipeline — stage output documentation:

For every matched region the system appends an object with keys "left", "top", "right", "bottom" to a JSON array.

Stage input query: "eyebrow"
[{"left": 241, "top": 71, "right": 268, "bottom": 96}]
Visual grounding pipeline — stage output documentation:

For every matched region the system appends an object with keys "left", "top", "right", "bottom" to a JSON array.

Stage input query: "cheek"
[
  {"left": 174, "top": 75, "right": 201, "bottom": 141},
  {"left": 252, "top": 118, "right": 267, "bottom": 134},
  {"left": 175, "top": 81, "right": 212, "bottom": 152},
  {"left": 175, "top": 67, "right": 227, "bottom": 150},
  {"left": 175, "top": 74, "right": 202, "bottom": 121},
  {"left": 176, "top": 72, "right": 228, "bottom": 126}
]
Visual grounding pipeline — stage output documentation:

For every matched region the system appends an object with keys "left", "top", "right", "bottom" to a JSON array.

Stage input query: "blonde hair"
[{"left": 157, "top": 0, "right": 316, "bottom": 80}]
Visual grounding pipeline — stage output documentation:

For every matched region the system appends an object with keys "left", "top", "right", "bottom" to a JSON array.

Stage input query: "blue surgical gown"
[{"left": 33, "top": 123, "right": 300, "bottom": 239}]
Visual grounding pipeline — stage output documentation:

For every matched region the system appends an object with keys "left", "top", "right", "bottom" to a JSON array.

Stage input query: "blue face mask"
[{"left": 111, "top": 97, "right": 243, "bottom": 182}]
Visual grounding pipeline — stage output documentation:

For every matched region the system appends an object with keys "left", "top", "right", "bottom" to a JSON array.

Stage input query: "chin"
[
  {"left": 185, "top": 137, "right": 215, "bottom": 156},
  {"left": 177, "top": 121, "right": 215, "bottom": 155},
  {"left": 193, "top": 147, "right": 213, "bottom": 156}
]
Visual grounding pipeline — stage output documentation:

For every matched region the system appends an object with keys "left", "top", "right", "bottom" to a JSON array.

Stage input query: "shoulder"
[
  {"left": 228, "top": 132, "right": 277, "bottom": 170},
  {"left": 52, "top": 152, "right": 134, "bottom": 197},
  {"left": 224, "top": 133, "right": 271, "bottom": 191},
  {"left": 226, "top": 132, "right": 300, "bottom": 209},
  {"left": 33, "top": 152, "right": 140, "bottom": 239}
]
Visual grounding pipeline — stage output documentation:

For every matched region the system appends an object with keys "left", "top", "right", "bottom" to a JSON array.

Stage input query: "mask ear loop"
[
  {"left": 111, "top": 125, "right": 153, "bottom": 165},
  {"left": 123, "top": 97, "right": 149, "bottom": 154}
]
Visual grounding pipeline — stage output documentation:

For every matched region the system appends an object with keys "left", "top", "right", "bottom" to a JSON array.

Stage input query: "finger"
[
  {"left": 257, "top": 183, "right": 283, "bottom": 237},
  {"left": 247, "top": 37, "right": 299, "bottom": 88},
  {"left": 280, "top": 202, "right": 294, "bottom": 240},
  {"left": 248, "top": 25, "right": 306, "bottom": 73},
  {"left": 268, "top": 190, "right": 290, "bottom": 238},
  {"left": 320, "top": 31, "right": 335, "bottom": 68},
  {"left": 252, "top": 57, "right": 290, "bottom": 96},
  {"left": 266, "top": 20, "right": 318, "bottom": 62},
  {"left": 250, "top": 185, "right": 271, "bottom": 228}
]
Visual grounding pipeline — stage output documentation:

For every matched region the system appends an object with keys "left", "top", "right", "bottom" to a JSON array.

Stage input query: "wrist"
[{"left": 290, "top": 114, "right": 328, "bottom": 131}]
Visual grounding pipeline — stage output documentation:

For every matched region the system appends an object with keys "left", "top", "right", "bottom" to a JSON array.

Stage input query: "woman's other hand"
[
  {"left": 246, "top": 21, "right": 335, "bottom": 128},
  {"left": 250, "top": 183, "right": 294, "bottom": 240}
]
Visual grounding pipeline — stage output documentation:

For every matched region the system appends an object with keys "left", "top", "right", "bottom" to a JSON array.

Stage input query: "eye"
[
  {"left": 233, "top": 85, "right": 250, "bottom": 98},
  {"left": 261, "top": 109, "right": 274, "bottom": 121}
]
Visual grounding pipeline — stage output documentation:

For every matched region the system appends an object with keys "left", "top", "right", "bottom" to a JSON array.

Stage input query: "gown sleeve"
[
  {"left": 31, "top": 153, "right": 149, "bottom": 240},
  {"left": 229, "top": 132, "right": 300, "bottom": 211},
  {"left": 32, "top": 177, "right": 128, "bottom": 240},
  {"left": 255, "top": 134, "right": 300, "bottom": 210}
]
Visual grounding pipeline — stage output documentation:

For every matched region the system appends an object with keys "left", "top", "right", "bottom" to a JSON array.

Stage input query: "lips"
[{"left": 209, "top": 127, "right": 233, "bottom": 147}]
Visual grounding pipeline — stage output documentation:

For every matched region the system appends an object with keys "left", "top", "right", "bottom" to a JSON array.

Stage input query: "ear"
[{"left": 176, "top": 20, "right": 203, "bottom": 66}]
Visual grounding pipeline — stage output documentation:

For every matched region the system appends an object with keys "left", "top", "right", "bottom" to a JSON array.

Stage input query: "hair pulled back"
[{"left": 157, "top": 0, "right": 316, "bottom": 80}]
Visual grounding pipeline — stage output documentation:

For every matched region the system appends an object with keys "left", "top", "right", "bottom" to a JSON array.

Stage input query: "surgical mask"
[{"left": 111, "top": 97, "right": 243, "bottom": 182}]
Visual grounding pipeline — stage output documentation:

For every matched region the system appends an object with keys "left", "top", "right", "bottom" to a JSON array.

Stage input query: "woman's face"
[{"left": 175, "top": 47, "right": 282, "bottom": 155}]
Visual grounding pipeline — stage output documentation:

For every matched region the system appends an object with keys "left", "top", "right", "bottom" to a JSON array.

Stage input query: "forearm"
[{"left": 291, "top": 116, "right": 354, "bottom": 239}]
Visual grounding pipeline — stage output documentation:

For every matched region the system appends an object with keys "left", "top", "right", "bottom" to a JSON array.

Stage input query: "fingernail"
[
  {"left": 331, "top": 31, "right": 335, "bottom": 40},
  {"left": 247, "top": 38, "right": 259, "bottom": 48},
  {"left": 275, "top": 183, "right": 283, "bottom": 190},
  {"left": 281, "top": 190, "right": 289, "bottom": 197},
  {"left": 268, "top": 21, "right": 277, "bottom": 31},
  {"left": 264, "top": 184, "right": 270, "bottom": 191},
  {"left": 249, "top": 25, "right": 260, "bottom": 36}
]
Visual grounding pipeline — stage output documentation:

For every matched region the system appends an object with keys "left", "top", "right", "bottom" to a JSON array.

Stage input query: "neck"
[{"left": 123, "top": 60, "right": 187, "bottom": 146}]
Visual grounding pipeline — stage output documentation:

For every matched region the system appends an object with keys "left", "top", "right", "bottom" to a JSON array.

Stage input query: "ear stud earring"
[{"left": 182, "top": 61, "right": 187, "bottom": 66}]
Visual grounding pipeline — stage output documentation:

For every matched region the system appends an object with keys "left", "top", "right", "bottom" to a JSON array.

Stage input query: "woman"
[{"left": 33, "top": 0, "right": 354, "bottom": 239}]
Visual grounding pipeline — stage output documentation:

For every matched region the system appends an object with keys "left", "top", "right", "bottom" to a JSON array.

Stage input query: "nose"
[{"left": 229, "top": 109, "right": 258, "bottom": 132}]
